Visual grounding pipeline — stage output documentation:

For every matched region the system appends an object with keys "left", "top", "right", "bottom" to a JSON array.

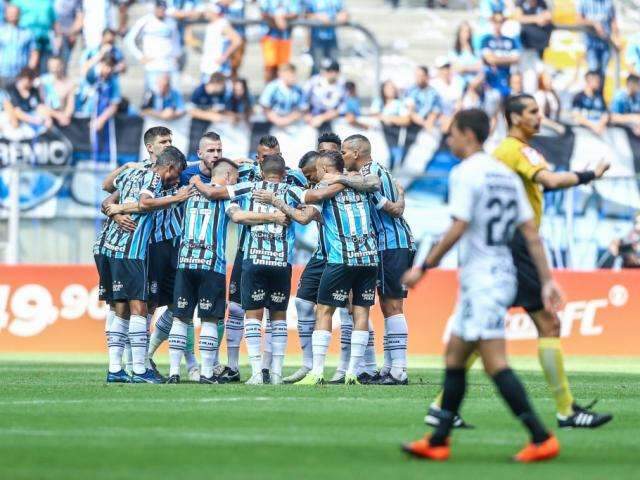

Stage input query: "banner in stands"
[{"left": 0, "top": 265, "right": 637, "bottom": 356}]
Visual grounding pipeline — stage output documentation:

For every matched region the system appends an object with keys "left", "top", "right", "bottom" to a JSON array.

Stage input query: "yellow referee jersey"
[{"left": 493, "top": 136, "right": 549, "bottom": 228}]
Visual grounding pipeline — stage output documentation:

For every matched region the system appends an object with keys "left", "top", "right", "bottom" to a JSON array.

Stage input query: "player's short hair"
[
  {"left": 258, "top": 135, "right": 279, "bottom": 149},
  {"left": 200, "top": 131, "right": 221, "bottom": 143},
  {"left": 262, "top": 154, "right": 286, "bottom": 176},
  {"left": 317, "top": 132, "right": 341, "bottom": 149},
  {"left": 156, "top": 146, "right": 186, "bottom": 170},
  {"left": 319, "top": 150, "right": 344, "bottom": 172},
  {"left": 343, "top": 134, "right": 371, "bottom": 156},
  {"left": 628, "top": 74, "right": 640, "bottom": 85},
  {"left": 144, "top": 126, "right": 172, "bottom": 146},
  {"left": 452, "top": 108, "right": 490, "bottom": 144},
  {"left": 212, "top": 157, "right": 238, "bottom": 174},
  {"left": 298, "top": 151, "right": 320, "bottom": 169},
  {"left": 503, "top": 94, "right": 535, "bottom": 129}
]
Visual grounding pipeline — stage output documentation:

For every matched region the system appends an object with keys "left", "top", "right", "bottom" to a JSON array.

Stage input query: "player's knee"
[
  {"left": 228, "top": 301, "right": 245, "bottom": 321},
  {"left": 129, "top": 301, "right": 147, "bottom": 317},
  {"left": 531, "top": 309, "right": 561, "bottom": 337},
  {"left": 295, "top": 297, "right": 315, "bottom": 318},
  {"left": 380, "top": 299, "right": 403, "bottom": 318}
]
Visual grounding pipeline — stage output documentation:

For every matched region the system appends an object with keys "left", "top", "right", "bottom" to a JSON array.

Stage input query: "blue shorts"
[
  {"left": 377, "top": 248, "right": 415, "bottom": 299},
  {"left": 317, "top": 264, "right": 377, "bottom": 308},
  {"left": 240, "top": 260, "right": 292, "bottom": 312},
  {"left": 173, "top": 269, "right": 226, "bottom": 320},
  {"left": 108, "top": 257, "right": 148, "bottom": 302},
  {"left": 296, "top": 256, "right": 326, "bottom": 303}
]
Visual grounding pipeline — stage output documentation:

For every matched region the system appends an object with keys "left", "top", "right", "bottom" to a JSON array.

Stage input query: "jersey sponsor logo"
[
  {"left": 177, "top": 297, "right": 188, "bottom": 309},
  {"left": 180, "top": 256, "right": 213, "bottom": 266},
  {"left": 346, "top": 249, "right": 377, "bottom": 259},
  {"left": 199, "top": 299, "right": 212, "bottom": 311},
  {"left": 112, "top": 281, "right": 123, "bottom": 292},
  {"left": 521, "top": 146, "right": 545, "bottom": 166},
  {"left": 332, "top": 289, "right": 348, "bottom": 302},
  {"left": 270, "top": 291, "right": 286, "bottom": 304},
  {"left": 251, "top": 289, "right": 265, "bottom": 302},
  {"left": 251, "top": 258, "right": 288, "bottom": 267}
]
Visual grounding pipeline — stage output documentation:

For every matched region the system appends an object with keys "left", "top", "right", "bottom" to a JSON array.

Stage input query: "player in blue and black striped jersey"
[
  {"left": 100, "top": 147, "right": 191, "bottom": 384},
  {"left": 341, "top": 134, "right": 414, "bottom": 385},
  {"left": 165, "top": 158, "right": 289, "bottom": 384}
]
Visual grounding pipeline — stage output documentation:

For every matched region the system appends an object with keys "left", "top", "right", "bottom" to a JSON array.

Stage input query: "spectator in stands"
[
  {"left": 81, "top": 28, "right": 126, "bottom": 78},
  {"left": 371, "top": 79, "right": 410, "bottom": 127},
  {"left": 260, "top": 0, "right": 302, "bottom": 82},
  {"left": 460, "top": 75, "right": 502, "bottom": 131},
  {"left": 405, "top": 66, "right": 442, "bottom": 132},
  {"left": 572, "top": 70, "right": 609, "bottom": 135},
  {"left": 2, "top": 67, "right": 52, "bottom": 131},
  {"left": 125, "top": 0, "right": 182, "bottom": 89},
  {"left": 165, "top": 1, "right": 202, "bottom": 73},
  {"left": 218, "top": 0, "right": 248, "bottom": 78},
  {"left": 40, "top": 55, "right": 75, "bottom": 126},
  {"left": 305, "top": 0, "right": 349, "bottom": 74},
  {"left": 609, "top": 213, "right": 640, "bottom": 268},
  {"left": 625, "top": 33, "right": 640, "bottom": 76},
  {"left": 534, "top": 70, "right": 563, "bottom": 131},
  {"left": 449, "top": 22, "right": 483, "bottom": 88},
  {"left": 189, "top": 72, "right": 233, "bottom": 123},
  {"left": 0, "top": 4, "right": 37, "bottom": 89},
  {"left": 114, "top": 0, "right": 135, "bottom": 37},
  {"left": 141, "top": 72, "right": 186, "bottom": 121},
  {"left": 431, "top": 56, "right": 464, "bottom": 132},
  {"left": 75, "top": 55, "right": 122, "bottom": 133},
  {"left": 514, "top": 0, "right": 553, "bottom": 94},
  {"left": 228, "top": 77, "right": 253, "bottom": 123},
  {"left": 481, "top": 13, "right": 522, "bottom": 97},
  {"left": 610, "top": 74, "right": 640, "bottom": 134},
  {"left": 260, "top": 63, "right": 308, "bottom": 127},
  {"left": 82, "top": 0, "right": 118, "bottom": 49},
  {"left": 200, "top": 3, "right": 242, "bottom": 81},
  {"left": 304, "top": 59, "right": 346, "bottom": 129},
  {"left": 479, "top": 0, "right": 506, "bottom": 19},
  {"left": 12, "top": 0, "right": 57, "bottom": 73},
  {"left": 341, "top": 80, "right": 368, "bottom": 129},
  {"left": 509, "top": 71, "right": 524, "bottom": 95},
  {"left": 577, "top": 0, "right": 621, "bottom": 78},
  {"left": 54, "top": 0, "right": 84, "bottom": 68}
]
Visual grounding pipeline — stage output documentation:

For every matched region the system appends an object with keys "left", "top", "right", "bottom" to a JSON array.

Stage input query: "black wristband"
[{"left": 575, "top": 170, "right": 596, "bottom": 185}]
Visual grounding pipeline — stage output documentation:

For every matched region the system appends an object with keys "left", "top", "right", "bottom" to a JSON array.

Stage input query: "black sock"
[
  {"left": 430, "top": 368, "right": 466, "bottom": 446},
  {"left": 492, "top": 368, "right": 550, "bottom": 444}
]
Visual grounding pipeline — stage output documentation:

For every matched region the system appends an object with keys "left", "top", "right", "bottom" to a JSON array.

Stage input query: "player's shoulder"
[{"left": 494, "top": 137, "right": 544, "bottom": 166}]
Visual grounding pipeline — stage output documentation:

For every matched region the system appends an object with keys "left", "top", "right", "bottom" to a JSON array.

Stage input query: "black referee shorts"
[{"left": 510, "top": 229, "right": 544, "bottom": 313}]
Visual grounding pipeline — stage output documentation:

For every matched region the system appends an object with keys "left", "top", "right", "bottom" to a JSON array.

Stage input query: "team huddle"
[{"left": 94, "top": 96, "right": 613, "bottom": 464}]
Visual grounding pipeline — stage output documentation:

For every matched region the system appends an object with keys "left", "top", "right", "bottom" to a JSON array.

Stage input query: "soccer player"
[
  {"left": 165, "top": 158, "right": 289, "bottom": 384},
  {"left": 102, "top": 146, "right": 191, "bottom": 383},
  {"left": 340, "top": 134, "right": 414, "bottom": 385},
  {"left": 401, "top": 108, "right": 561, "bottom": 462},
  {"left": 293, "top": 150, "right": 380, "bottom": 385}
]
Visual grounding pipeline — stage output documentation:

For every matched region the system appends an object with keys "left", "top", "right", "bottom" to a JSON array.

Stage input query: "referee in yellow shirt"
[{"left": 493, "top": 94, "right": 612, "bottom": 428}]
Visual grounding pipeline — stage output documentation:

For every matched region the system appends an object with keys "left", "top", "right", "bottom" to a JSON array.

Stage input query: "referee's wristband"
[{"left": 574, "top": 170, "right": 596, "bottom": 185}]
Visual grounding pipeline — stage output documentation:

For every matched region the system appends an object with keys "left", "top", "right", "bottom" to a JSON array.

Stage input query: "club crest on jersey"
[
  {"left": 177, "top": 297, "right": 188, "bottom": 309},
  {"left": 332, "top": 289, "right": 348, "bottom": 302},
  {"left": 362, "top": 289, "right": 375, "bottom": 302},
  {"left": 112, "top": 281, "right": 123, "bottom": 292},
  {"left": 150, "top": 281, "right": 158, "bottom": 294},
  {"left": 252, "top": 289, "right": 265, "bottom": 301},
  {"left": 199, "top": 299, "right": 212, "bottom": 311},
  {"left": 271, "top": 291, "right": 286, "bottom": 304}
]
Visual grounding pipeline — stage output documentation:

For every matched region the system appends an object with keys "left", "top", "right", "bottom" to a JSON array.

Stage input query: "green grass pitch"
[{"left": 0, "top": 354, "right": 638, "bottom": 480}]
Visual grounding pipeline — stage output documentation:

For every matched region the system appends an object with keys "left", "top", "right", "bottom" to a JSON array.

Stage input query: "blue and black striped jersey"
[
  {"left": 231, "top": 180, "right": 306, "bottom": 267},
  {"left": 102, "top": 169, "right": 162, "bottom": 260},
  {"left": 150, "top": 185, "right": 183, "bottom": 244},
  {"left": 360, "top": 162, "right": 415, "bottom": 251},
  {"left": 178, "top": 190, "right": 235, "bottom": 274},
  {"left": 92, "top": 218, "right": 112, "bottom": 255},
  {"left": 311, "top": 187, "right": 378, "bottom": 266},
  {"left": 309, "top": 185, "right": 330, "bottom": 262}
]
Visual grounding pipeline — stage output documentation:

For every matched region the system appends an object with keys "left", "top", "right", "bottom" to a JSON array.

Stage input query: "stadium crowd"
[{"left": 1, "top": 0, "right": 640, "bottom": 148}]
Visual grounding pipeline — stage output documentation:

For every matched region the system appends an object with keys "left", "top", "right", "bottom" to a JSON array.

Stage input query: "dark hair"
[
  {"left": 144, "top": 126, "right": 172, "bottom": 145},
  {"left": 452, "top": 109, "right": 490, "bottom": 144},
  {"left": 417, "top": 65, "right": 429, "bottom": 76},
  {"left": 380, "top": 80, "right": 398, "bottom": 103},
  {"left": 259, "top": 135, "right": 279, "bottom": 149},
  {"left": 585, "top": 70, "right": 602, "bottom": 79},
  {"left": 262, "top": 154, "right": 286, "bottom": 176},
  {"left": 504, "top": 94, "right": 535, "bottom": 129},
  {"left": 454, "top": 22, "right": 473, "bottom": 55},
  {"left": 101, "top": 54, "right": 117, "bottom": 67},
  {"left": 628, "top": 74, "right": 640, "bottom": 85},
  {"left": 201, "top": 131, "right": 221, "bottom": 142},
  {"left": 212, "top": 157, "right": 238, "bottom": 173},
  {"left": 345, "top": 81, "right": 357, "bottom": 94},
  {"left": 319, "top": 150, "right": 344, "bottom": 172},
  {"left": 209, "top": 72, "right": 226, "bottom": 84},
  {"left": 102, "top": 28, "right": 116, "bottom": 38},
  {"left": 317, "top": 132, "right": 341, "bottom": 149},
  {"left": 230, "top": 77, "right": 252, "bottom": 121},
  {"left": 343, "top": 134, "right": 371, "bottom": 155},
  {"left": 16, "top": 67, "right": 37, "bottom": 81},
  {"left": 156, "top": 146, "right": 186, "bottom": 170},
  {"left": 298, "top": 151, "right": 320, "bottom": 169}
]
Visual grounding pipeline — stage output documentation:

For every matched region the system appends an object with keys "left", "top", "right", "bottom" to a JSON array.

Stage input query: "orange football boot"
[
  {"left": 513, "top": 435, "right": 560, "bottom": 463},
  {"left": 401, "top": 436, "right": 450, "bottom": 461}
]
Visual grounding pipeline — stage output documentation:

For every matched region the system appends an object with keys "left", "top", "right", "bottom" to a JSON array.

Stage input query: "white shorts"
[{"left": 451, "top": 276, "right": 516, "bottom": 342}]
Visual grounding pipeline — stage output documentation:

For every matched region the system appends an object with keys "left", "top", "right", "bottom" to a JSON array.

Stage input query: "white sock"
[
  {"left": 261, "top": 317, "right": 272, "bottom": 371},
  {"left": 387, "top": 314, "right": 408, "bottom": 379},
  {"left": 311, "top": 330, "right": 332, "bottom": 376},
  {"left": 199, "top": 321, "right": 219, "bottom": 378},
  {"left": 124, "top": 338, "right": 132, "bottom": 372},
  {"left": 107, "top": 315, "right": 128, "bottom": 373},
  {"left": 144, "top": 314, "right": 153, "bottom": 368},
  {"left": 295, "top": 298, "right": 315, "bottom": 370},
  {"left": 271, "top": 319, "right": 287, "bottom": 377},
  {"left": 105, "top": 307, "right": 115, "bottom": 337},
  {"left": 148, "top": 309, "right": 173, "bottom": 357},
  {"left": 347, "top": 330, "right": 369, "bottom": 376},
  {"left": 363, "top": 325, "right": 377, "bottom": 375},
  {"left": 380, "top": 320, "right": 391, "bottom": 377},
  {"left": 226, "top": 302, "right": 244, "bottom": 370},
  {"left": 128, "top": 315, "right": 148, "bottom": 375},
  {"left": 168, "top": 318, "right": 188, "bottom": 377},
  {"left": 213, "top": 320, "right": 223, "bottom": 366},
  {"left": 184, "top": 323, "right": 198, "bottom": 370},
  {"left": 338, "top": 308, "right": 352, "bottom": 373},
  {"left": 244, "top": 318, "right": 262, "bottom": 376}
]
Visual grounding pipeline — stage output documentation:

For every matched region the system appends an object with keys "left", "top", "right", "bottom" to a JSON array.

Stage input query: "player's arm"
[
  {"left": 105, "top": 187, "right": 194, "bottom": 215},
  {"left": 272, "top": 200, "right": 320, "bottom": 225},
  {"left": 518, "top": 219, "right": 564, "bottom": 311},
  {"left": 102, "top": 162, "right": 143, "bottom": 193},
  {"left": 227, "top": 204, "right": 289, "bottom": 226},
  {"left": 377, "top": 181, "right": 406, "bottom": 218},
  {"left": 324, "top": 172, "right": 381, "bottom": 193},
  {"left": 189, "top": 175, "right": 233, "bottom": 200},
  {"left": 101, "top": 191, "right": 137, "bottom": 232},
  {"left": 533, "top": 160, "right": 610, "bottom": 190}
]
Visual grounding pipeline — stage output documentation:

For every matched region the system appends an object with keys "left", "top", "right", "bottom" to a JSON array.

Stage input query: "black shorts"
[
  {"left": 228, "top": 250, "right": 244, "bottom": 304},
  {"left": 377, "top": 248, "right": 415, "bottom": 299},
  {"left": 94, "top": 254, "right": 112, "bottom": 302},
  {"left": 510, "top": 229, "right": 544, "bottom": 312},
  {"left": 108, "top": 257, "right": 148, "bottom": 302},
  {"left": 296, "top": 256, "right": 326, "bottom": 303},
  {"left": 240, "top": 260, "right": 292, "bottom": 311},
  {"left": 147, "top": 239, "right": 178, "bottom": 307},
  {"left": 317, "top": 264, "right": 377, "bottom": 308},
  {"left": 173, "top": 268, "right": 227, "bottom": 320}
]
